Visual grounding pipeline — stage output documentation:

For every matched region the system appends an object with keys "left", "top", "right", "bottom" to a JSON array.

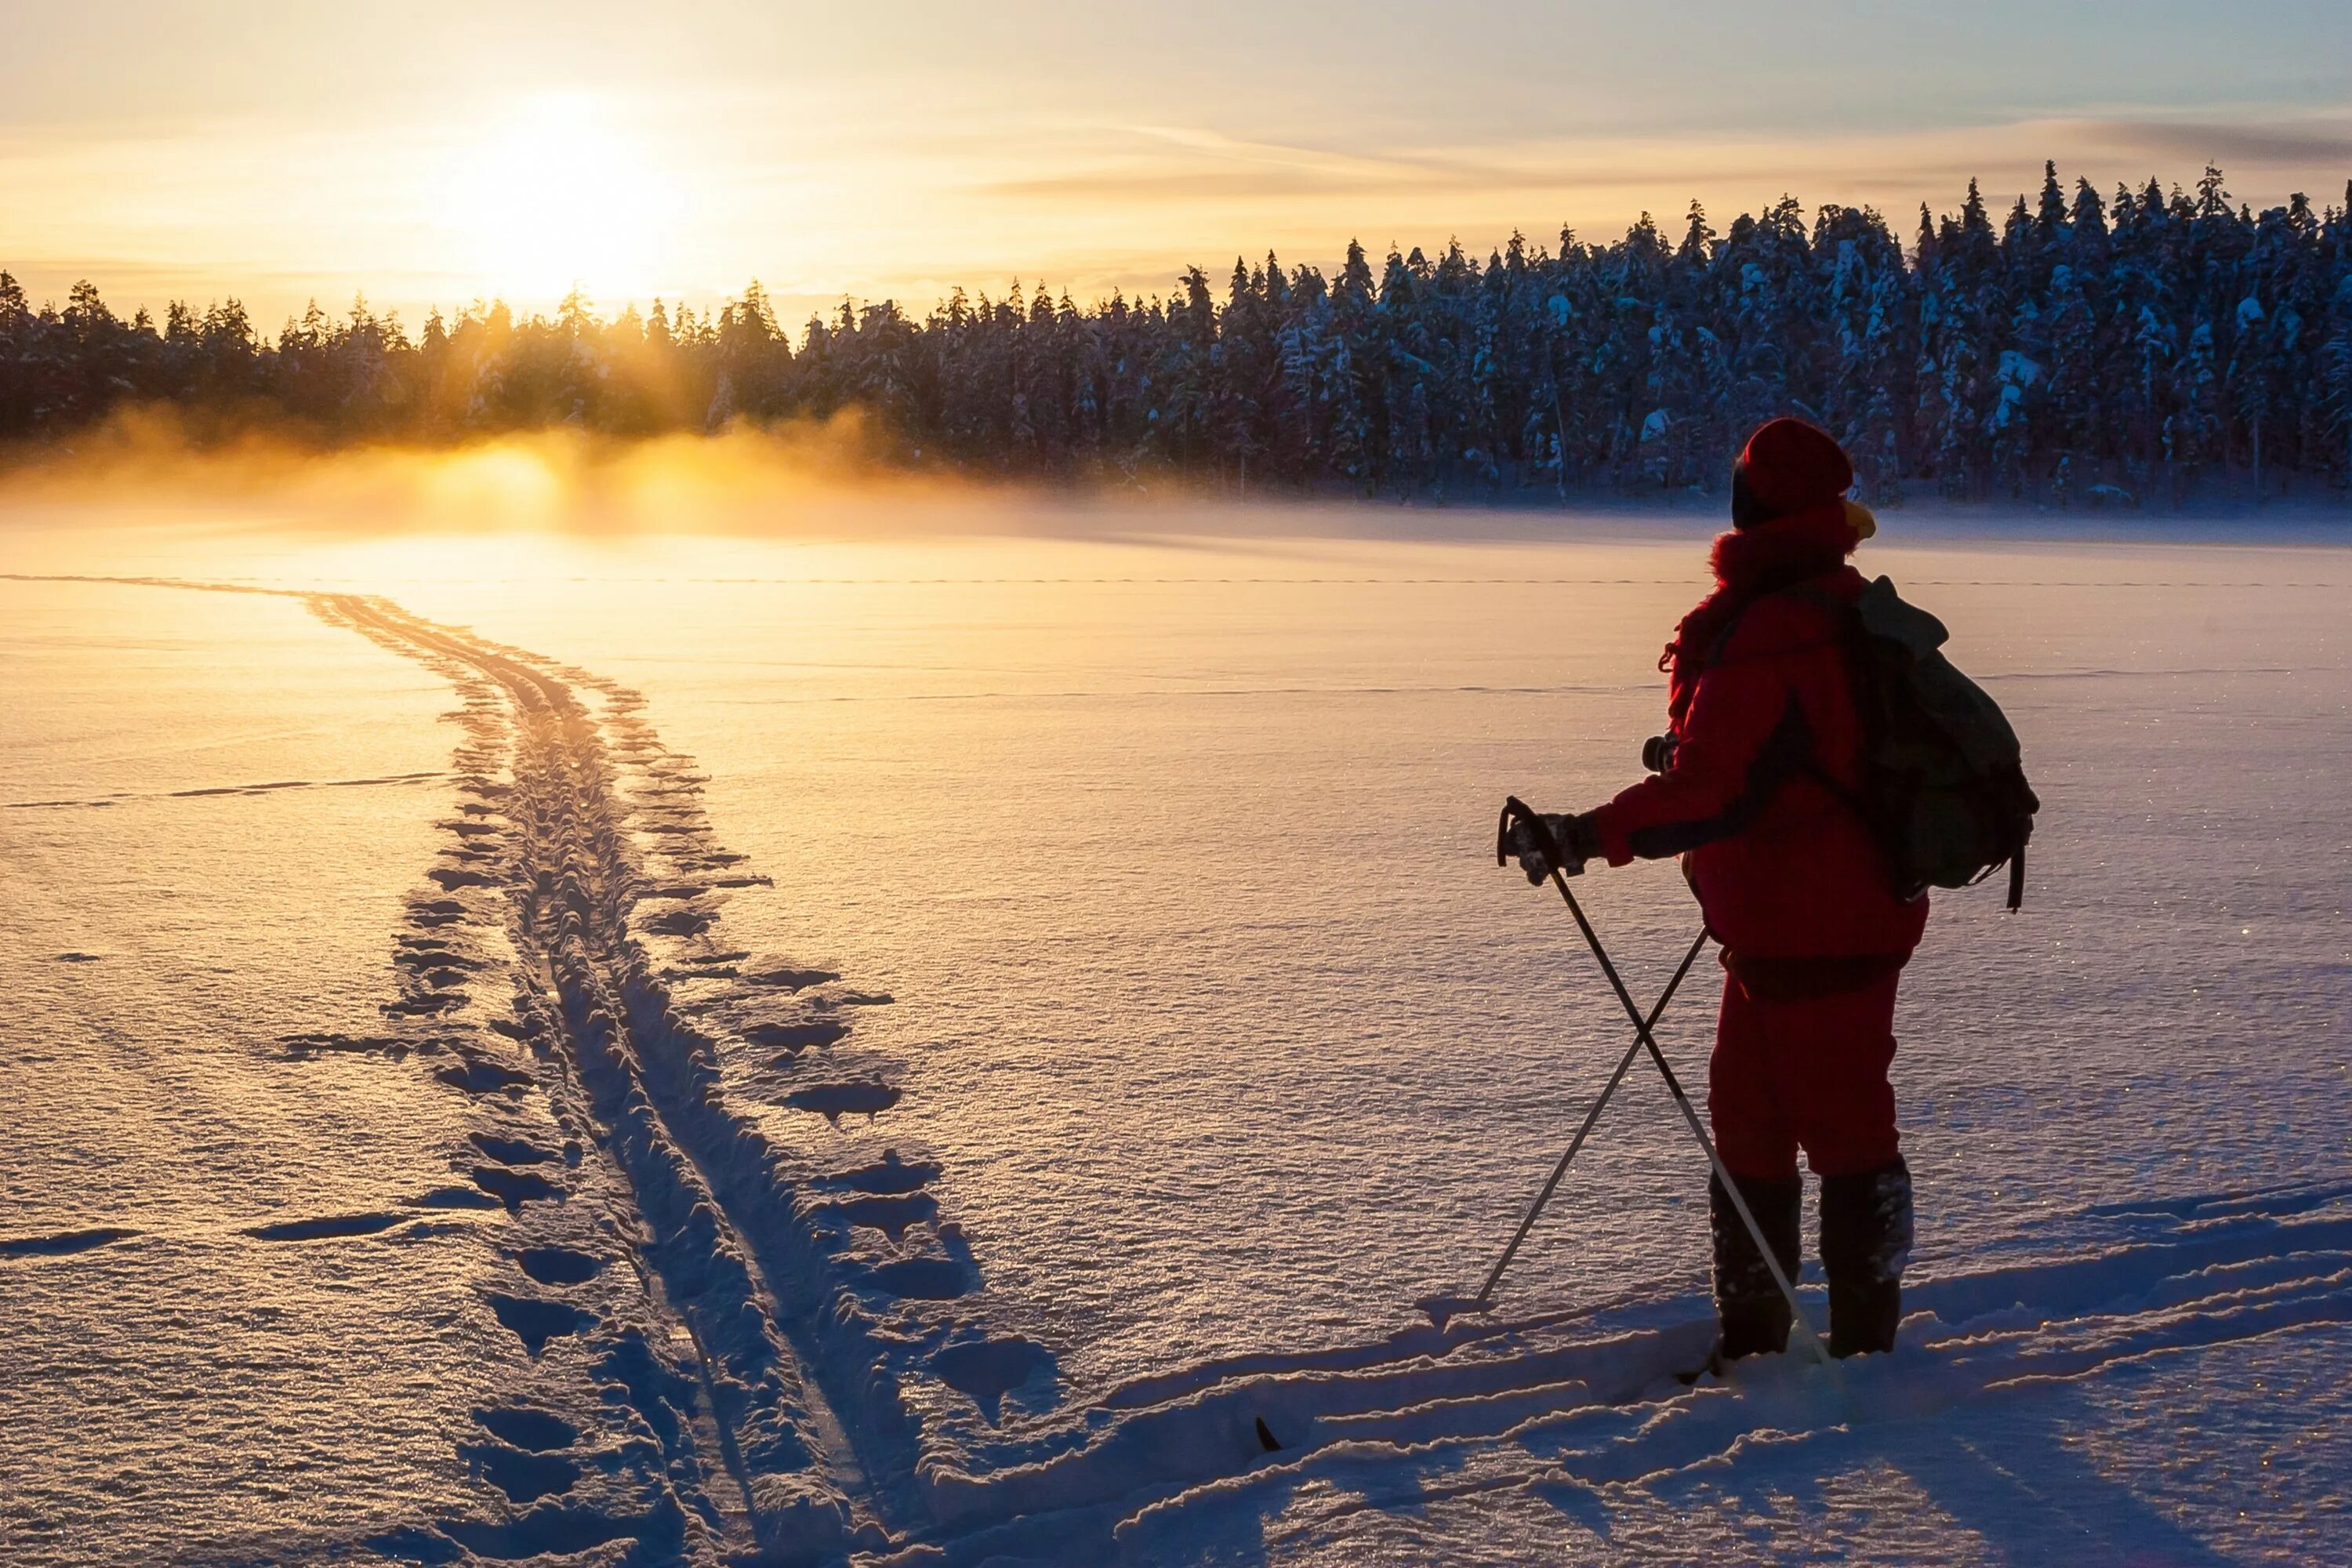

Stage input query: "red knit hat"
[{"left": 1731, "top": 418, "right": 1853, "bottom": 528}]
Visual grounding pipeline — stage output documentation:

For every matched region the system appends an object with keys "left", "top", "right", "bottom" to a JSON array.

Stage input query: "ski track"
[
  {"left": 13, "top": 575, "right": 1059, "bottom": 1564},
  {"left": 305, "top": 591, "right": 1051, "bottom": 1566},
  {"left": 12, "top": 571, "right": 2344, "bottom": 1565}
]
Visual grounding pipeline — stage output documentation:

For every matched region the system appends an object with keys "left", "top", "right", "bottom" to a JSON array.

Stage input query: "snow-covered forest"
[{"left": 7, "top": 163, "right": 2352, "bottom": 506}]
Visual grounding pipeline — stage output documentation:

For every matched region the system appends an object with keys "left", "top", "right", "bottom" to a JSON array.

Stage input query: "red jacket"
[{"left": 1590, "top": 509, "right": 1929, "bottom": 962}]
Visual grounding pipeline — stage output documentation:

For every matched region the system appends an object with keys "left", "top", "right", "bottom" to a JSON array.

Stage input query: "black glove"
[{"left": 1504, "top": 811, "right": 1602, "bottom": 884}]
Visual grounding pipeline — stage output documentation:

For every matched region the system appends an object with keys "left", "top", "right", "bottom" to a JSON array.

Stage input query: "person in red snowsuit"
[{"left": 1508, "top": 418, "right": 1923, "bottom": 1359}]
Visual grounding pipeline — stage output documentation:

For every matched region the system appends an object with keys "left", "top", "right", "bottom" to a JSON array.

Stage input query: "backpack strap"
[
  {"left": 1764, "top": 581, "right": 1904, "bottom": 873},
  {"left": 1800, "top": 757, "right": 1872, "bottom": 819},
  {"left": 1745, "top": 581, "right": 1871, "bottom": 816}
]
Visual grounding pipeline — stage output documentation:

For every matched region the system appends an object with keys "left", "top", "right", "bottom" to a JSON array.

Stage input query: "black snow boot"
[
  {"left": 1820, "top": 1157, "right": 1913, "bottom": 1358},
  {"left": 1709, "top": 1171, "right": 1804, "bottom": 1362}
]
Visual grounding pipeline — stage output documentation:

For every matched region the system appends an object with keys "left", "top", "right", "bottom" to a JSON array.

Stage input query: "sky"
[{"left": 3, "top": 1, "right": 2349, "bottom": 333}]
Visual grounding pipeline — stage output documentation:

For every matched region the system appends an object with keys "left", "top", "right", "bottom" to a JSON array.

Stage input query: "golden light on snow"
[{"left": 445, "top": 94, "right": 674, "bottom": 306}]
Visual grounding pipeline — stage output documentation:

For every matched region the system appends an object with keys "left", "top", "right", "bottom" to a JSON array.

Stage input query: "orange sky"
[{"left": 5, "top": 2, "right": 2348, "bottom": 333}]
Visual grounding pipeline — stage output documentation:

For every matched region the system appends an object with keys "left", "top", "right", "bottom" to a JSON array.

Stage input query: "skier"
[{"left": 1507, "top": 417, "right": 1921, "bottom": 1363}]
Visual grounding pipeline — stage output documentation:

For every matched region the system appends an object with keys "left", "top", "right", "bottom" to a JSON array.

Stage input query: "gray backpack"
[{"left": 1795, "top": 576, "right": 2040, "bottom": 909}]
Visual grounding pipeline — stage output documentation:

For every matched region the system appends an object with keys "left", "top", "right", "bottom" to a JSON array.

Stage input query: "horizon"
[{"left": 9, "top": 159, "right": 2347, "bottom": 517}]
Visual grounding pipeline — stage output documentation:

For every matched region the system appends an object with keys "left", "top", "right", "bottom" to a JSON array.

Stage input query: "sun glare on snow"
[{"left": 447, "top": 94, "right": 671, "bottom": 305}]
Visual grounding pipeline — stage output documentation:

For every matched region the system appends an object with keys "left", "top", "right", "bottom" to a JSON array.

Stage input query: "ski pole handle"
[
  {"left": 1498, "top": 795, "right": 1575, "bottom": 883},
  {"left": 1495, "top": 796, "right": 1525, "bottom": 866},
  {"left": 1497, "top": 795, "right": 1559, "bottom": 865}
]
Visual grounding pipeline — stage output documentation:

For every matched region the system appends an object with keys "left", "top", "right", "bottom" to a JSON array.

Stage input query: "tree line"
[{"left": 5, "top": 162, "right": 2350, "bottom": 506}]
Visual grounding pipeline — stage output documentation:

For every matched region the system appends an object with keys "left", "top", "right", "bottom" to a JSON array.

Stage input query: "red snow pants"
[{"left": 1708, "top": 964, "right": 1902, "bottom": 1181}]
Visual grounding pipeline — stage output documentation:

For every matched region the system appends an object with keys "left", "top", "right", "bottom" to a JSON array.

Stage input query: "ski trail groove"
[
  {"left": 316, "top": 594, "right": 890, "bottom": 1559},
  {"left": 13, "top": 571, "right": 1063, "bottom": 1561},
  {"left": 300, "top": 591, "right": 1080, "bottom": 1563}
]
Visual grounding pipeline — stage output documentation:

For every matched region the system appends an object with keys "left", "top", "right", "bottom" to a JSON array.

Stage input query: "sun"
[{"left": 447, "top": 93, "right": 670, "bottom": 307}]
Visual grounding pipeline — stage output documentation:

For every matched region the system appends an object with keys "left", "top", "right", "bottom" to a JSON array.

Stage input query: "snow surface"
[{"left": 2, "top": 500, "right": 2347, "bottom": 1565}]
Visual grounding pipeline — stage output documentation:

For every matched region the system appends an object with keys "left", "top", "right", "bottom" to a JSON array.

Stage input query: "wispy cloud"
[
  {"left": 2071, "top": 115, "right": 2352, "bottom": 173},
  {"left": 4, "top": 89, "right": 2346, "bottom": 331}
]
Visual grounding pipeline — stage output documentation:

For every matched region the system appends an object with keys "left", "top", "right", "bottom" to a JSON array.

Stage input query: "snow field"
[{"left": 2, "top": 511, "right": 2347, "bottom": 1563}]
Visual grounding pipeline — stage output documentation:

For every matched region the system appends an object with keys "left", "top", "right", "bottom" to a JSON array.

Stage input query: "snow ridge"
[{"left": 848, "top": 1185, "right": 2352, "bottom": 1565}]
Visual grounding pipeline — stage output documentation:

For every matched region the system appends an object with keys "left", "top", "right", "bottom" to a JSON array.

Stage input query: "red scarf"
[{"left": 1659, "top": 503, "right": 1858, "bottom": 728}]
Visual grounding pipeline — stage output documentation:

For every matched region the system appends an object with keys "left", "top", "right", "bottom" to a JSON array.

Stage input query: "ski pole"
[
  {"left": 1497, "top": 797, "right": 1838, "bottom": 1373},
  {"left": 1449, "top": 927, "right": 1710, "bottom": 1319}
]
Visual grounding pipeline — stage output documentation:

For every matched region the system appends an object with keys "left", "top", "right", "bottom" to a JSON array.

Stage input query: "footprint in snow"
[
  {"left": 933, "top": 1338, "right": 1057, "bottom": 1425},
  {"left": 245, "top": 1212, "right": 405, "bottom": 1242},
  {"left": 459, "top": 1440, "right": 579, "bottom": 1503},
  {"left": 641, "top": 907, "right": 716, "bottom": 938},
  {"left": 485, "top": 1292, "right": 596, "bottom": 1356},
  {"left": 0, "top": 1226, "right": 139, "bottom": 1258},
  {"left": 470, "top": 1132, "right": 554, "bottom": 1166},
  {"left": 409, "top": 1185, "right": 505, "bottom": 1211},
  {"left": 742, "top": 965, "right": 841, "bottom": 991},
  {"left": 436, "top": 1056, "right": 534, "bottom": 1094},
  {"left": 517, "top": 1246, "right": 606, "bottom": 1287},
  {"left": 385, "top": 991, "right": 466, "bottom": 1018},
  {"left": 786, "top": 1082, "right": 902, "bottom": 1123},
  {"left": 471, "top": 1166, "right": 564, "bottom": 1212},
  {"left": 815, "top": 1150, "right": 940, "bottom": 1195},
  {"left": 862, "top": 1255, "right": 971, "bottom": 1300},
  {"left": 473, "top": 1406, "right": 578, "bottom": 1451},
  {"left": 807, "top": 1192, "right": 938, "bottom": 1243}
]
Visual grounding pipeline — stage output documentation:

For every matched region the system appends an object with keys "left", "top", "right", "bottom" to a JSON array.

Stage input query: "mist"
[{"left": 0, "top": 405, "right": 1081, "bottom": 539}]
